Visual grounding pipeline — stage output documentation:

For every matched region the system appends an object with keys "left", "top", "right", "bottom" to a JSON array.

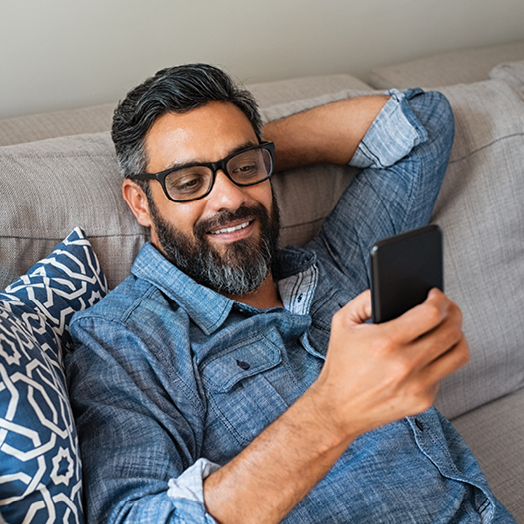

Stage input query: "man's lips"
[{"left": 207, "top": 219, "right": 254, "bottom": 237}]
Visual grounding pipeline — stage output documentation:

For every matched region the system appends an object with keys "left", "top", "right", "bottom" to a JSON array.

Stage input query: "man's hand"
[
  {"left": 205, "top": 289, "right": 468, "bottom": 524},
  {"left": 311, "top": 288, "right": 469, "bottom": 441}
]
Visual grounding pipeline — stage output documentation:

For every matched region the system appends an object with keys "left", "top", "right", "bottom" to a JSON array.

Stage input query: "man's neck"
[{"left": 225, "top": 274, "right": 283, "bottom": 310}]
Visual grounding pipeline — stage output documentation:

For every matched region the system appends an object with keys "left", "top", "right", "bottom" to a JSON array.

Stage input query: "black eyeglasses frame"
[{"left": 131, "top": 141, "right": 275, "bottom": 203}]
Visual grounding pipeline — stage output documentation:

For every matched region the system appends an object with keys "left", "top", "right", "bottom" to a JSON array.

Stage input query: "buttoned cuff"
[
  {"left": 167, "top": 458, "right": 220, "bottom": 504},
  {"left": 349, "top": 88, "right": 429, "bottom": 169}
]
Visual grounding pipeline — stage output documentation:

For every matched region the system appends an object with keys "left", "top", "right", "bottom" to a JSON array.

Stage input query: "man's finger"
[
  {"left": 417, "top": 332, "right": 470, "bottom": 386},
  {"left": 340, "top": 290, "right": 372, "bottom": 326},
  {"left": 407, "top": 301, "right": 464, "bottom": 368},
  {"left": 382, "top": 288, "right": 450, "bottom": 343}
]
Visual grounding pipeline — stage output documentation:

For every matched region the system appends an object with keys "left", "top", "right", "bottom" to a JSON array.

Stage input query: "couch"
[{"left": 1, "top": 40, "right": 524, "bottom": 523}]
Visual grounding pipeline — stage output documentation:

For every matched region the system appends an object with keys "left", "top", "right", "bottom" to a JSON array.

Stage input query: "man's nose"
[{"left": 207, "top": 170, "right": 247, "bottom": 211}]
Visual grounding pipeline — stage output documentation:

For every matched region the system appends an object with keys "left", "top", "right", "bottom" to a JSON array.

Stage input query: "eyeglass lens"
[{"left": 164, "top": 147, "right": 272, "bottom": 201}]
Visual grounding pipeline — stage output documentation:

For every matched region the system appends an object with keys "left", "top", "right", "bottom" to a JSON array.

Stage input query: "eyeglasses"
[{"left": 131, "top": 141, "right": 275, "bottom": 202}]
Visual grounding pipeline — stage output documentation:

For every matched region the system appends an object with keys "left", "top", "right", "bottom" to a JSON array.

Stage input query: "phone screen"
[{"left": 370, "top": 224, "right": 443, "bottom": 323}]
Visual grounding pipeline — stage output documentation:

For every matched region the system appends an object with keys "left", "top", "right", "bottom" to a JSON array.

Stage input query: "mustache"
[{"left": 194, "top": 204, "right": 270, "bottom": 239}]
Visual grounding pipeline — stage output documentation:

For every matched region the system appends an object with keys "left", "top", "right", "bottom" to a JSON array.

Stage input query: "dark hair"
[{"left": 111, "top": 63, "right": 263, "bottom": 182}]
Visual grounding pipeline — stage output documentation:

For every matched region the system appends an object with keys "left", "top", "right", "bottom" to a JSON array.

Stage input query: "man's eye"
[
  {"left": 167, "top": 173, "right": 207, "bottom": 194},
  {"left": 230, "top": 161, "right": 261, "bottom": 181},
  {"left": 229, "top": 150, "right": 267, "bottom": 180},
  {"left": 235, "top": 163, "right": 258, "bottom": 175}
]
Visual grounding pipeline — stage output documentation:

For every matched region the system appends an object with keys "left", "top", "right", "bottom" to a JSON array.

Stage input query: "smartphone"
[{"left": 370, "top": 224, "right": 443, "bottom": 323}]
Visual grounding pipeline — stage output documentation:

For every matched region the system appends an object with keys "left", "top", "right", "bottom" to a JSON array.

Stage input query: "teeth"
[{"left": 210, "top": 221, "right": 250, "bottom": 235}]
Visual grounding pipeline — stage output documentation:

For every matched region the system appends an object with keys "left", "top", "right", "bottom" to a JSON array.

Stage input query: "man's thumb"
[{"left": 342, "top": 289, "right": 372, "bottom": 325}]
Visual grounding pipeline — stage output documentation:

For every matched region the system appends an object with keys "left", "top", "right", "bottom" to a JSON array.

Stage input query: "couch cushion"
[
  {"left": 368, "top": 40, "right": 524, "bottom": 89},
  {"left": 0, "top": 227, "right": 108, "bottom": 523},
  {"left": 489, "top": 59, "right": 524, "bottom": 91},
  {"left": 247, "top": 74, "right": 372, "bottom": 108},
  {"left": 0, "top": 103, "right": 115, "bottom": 147},
  {"left": 0, "top": 133, "right": 148, "bottom": 291},
  {"left": 431, "top": 79, "right": 524, "bottom": 418},
  {"left": 451, "top": 387, "right": 524, "bottom": 522},
  {"left": 0, "top": 74, "right": 371, "bottom": 148}
]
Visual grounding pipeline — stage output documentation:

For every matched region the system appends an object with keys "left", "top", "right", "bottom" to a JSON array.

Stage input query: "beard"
[{"left": 149, "top": 191, "right": 281, "bottom": 297}]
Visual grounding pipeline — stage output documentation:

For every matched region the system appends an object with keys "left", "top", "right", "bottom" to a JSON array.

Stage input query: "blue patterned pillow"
[{"left": 0, "top": 227, "right": 108, "bottom": 524}]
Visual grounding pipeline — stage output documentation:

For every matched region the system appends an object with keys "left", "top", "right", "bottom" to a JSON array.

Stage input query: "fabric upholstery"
[
  {"left": 368, "top": 40, "right": 524, "bottom": 90},
  {"left": 0, "top": 227, "right": 108, "bottom": 523},
  {"left": 0, "top": 133, "right": 148, "bottom": 291},
  {"left": 247, "top": 74, "right": 372, "bottom": 107},
  {"left": 0, "top": 104, "right": 115, "bottom": 147},
  {"left": 0, "top": 74, "right": 371, "bottom": 148},
  {"left": 430, "top": 78, "right": 524, "bottom": 419},
  {"left": 451, "top": 387, "right": 524, "bottom": 523},
  {"left": 490, "top": 59, "right": 524, "bottom": 91}
]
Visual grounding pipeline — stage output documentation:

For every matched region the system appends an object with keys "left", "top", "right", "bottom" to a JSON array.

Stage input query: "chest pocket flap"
[{"left": 201, "top": 334, "right": 282, "bottom": 393}]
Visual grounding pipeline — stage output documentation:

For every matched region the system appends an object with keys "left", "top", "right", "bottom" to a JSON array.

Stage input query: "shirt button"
[
  {"left": 415, "top": 419, "right": 424, "bottom": 431},
  {"left": 297, "top": 294, "right": 303, "bottom": 302},
  {"left": 236, "top": 360, "right": 250, "bottom": 370}
]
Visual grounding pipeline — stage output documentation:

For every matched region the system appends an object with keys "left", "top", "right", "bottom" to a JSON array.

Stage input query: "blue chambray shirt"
[{"left": 67, "top": 89, "right": 516, "bottom": 523}]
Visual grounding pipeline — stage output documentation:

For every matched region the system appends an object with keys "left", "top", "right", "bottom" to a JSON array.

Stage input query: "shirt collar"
[
  {"left": 132, "top": 242, "right": 318, "bottom": 334},
  {"left": 132, "top": 243, "right": 233, "bottom": 335}
]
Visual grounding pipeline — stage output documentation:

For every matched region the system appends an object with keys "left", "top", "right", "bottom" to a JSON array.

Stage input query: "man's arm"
[
  {"left": 263, "top": 95, "right": 390, "bottom": 171},
  {"left": 204, "top": 289, "right": 468, "bottom": 524},
  {"left": 69, "top": 91, "right": 463, "bottom": 524},
  {"left": 204, "top": 91, "right": 462, "bottom": 523}
]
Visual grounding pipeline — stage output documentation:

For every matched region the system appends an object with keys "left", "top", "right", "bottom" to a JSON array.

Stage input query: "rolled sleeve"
[
  {"left": 307, "top": 88, "right": 455, "bottom": 294},
  {"left": 349, "top": 88, "right": 429, "bottom": 169},
  {"left": 167, "top": 458, "right": 220, "bottom": 509}
]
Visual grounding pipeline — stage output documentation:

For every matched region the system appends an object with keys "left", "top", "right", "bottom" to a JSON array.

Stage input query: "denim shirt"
[{"left": 66, "top": 90, "right": 516, "bottom": 523}]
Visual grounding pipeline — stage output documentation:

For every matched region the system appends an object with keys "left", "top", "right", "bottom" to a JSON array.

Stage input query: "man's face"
[{"left": 134, "top": 101, "right": 280, "bottom": 296}]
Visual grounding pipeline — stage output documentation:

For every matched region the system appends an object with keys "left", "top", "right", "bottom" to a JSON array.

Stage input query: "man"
[{"left": 66, "top": 64, "right": 515, "bottom": 523}]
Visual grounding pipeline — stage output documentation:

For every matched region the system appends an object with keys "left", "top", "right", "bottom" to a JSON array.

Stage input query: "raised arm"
[
  {"left": 203, "top": 92, "right": 465, "bottom": 523},
  {"left": 263, "top": 95, "right": 389, "bottom": 171}
]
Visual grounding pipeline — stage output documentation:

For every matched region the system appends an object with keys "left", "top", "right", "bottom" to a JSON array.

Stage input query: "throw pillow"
[{"left": 0, "top": 227, "right": 108, "bottom": 524}]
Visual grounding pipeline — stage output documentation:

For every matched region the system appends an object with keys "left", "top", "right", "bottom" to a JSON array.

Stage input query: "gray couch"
[{"left": 1, "top": 40, "right": 524, "bottom": 522}]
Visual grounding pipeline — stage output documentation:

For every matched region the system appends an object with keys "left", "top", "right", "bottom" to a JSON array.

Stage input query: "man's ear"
[{"left": 122, "top": 179, "right": 154, "bottom": 228}]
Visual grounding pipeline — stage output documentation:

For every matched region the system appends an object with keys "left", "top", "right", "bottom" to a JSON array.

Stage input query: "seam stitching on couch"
[
  {"left": 0, "top": 233, "right": 147, "bottom": 241},
  {"left": 449, "top": 131, "right": 524, "bottom": 164}
]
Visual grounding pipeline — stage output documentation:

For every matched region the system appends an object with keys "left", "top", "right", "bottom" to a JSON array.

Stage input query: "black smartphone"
[{"left": 370, "top": 224, "right": 443, "bottom": 323}]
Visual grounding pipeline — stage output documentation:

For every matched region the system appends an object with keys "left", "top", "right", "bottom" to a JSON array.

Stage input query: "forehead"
[{"left": 144, "top": 101, "right": 258, "bottom": 172}]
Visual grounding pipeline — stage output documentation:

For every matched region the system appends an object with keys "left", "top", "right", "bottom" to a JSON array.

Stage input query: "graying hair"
[{"left": 111, "top": 63, "right": 263, "bottom": 182}]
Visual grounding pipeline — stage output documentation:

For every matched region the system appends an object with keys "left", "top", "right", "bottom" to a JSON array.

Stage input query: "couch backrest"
[
  {"left": 2, "top": 64, "right": 524, "bottom": 421},
  {"left": 0, "top": 74, "right": 372, "bottom": 291},
  {"left": 368, "top": 40, "right": 524, "bottom": 89}
]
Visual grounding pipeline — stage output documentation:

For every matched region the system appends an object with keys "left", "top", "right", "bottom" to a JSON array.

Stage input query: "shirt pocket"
[{"left": 200, "top": 334, "right": 289, "bottom": 451}]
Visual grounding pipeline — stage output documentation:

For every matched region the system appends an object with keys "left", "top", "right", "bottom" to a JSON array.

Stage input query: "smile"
[{"left": 209, "top": 221, "right": 252, "bottom": 235}]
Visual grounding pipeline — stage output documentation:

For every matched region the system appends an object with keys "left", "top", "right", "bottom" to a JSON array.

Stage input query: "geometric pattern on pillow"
[
  {"left": 2, "top": 227, "right": 108, "bottom": 365},
  {"left": 0, "top": 227, "right": 108, "bottom": 523}
]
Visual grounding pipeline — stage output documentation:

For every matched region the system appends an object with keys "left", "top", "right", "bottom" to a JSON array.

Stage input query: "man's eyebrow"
[{"left": 161, "top": 141, "right": 259, "bottom": 172}]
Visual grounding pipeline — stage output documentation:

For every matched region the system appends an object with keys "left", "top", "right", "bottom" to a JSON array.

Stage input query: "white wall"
[{"left": 2, "top": 0, "right": 524, "bottom": 119}]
